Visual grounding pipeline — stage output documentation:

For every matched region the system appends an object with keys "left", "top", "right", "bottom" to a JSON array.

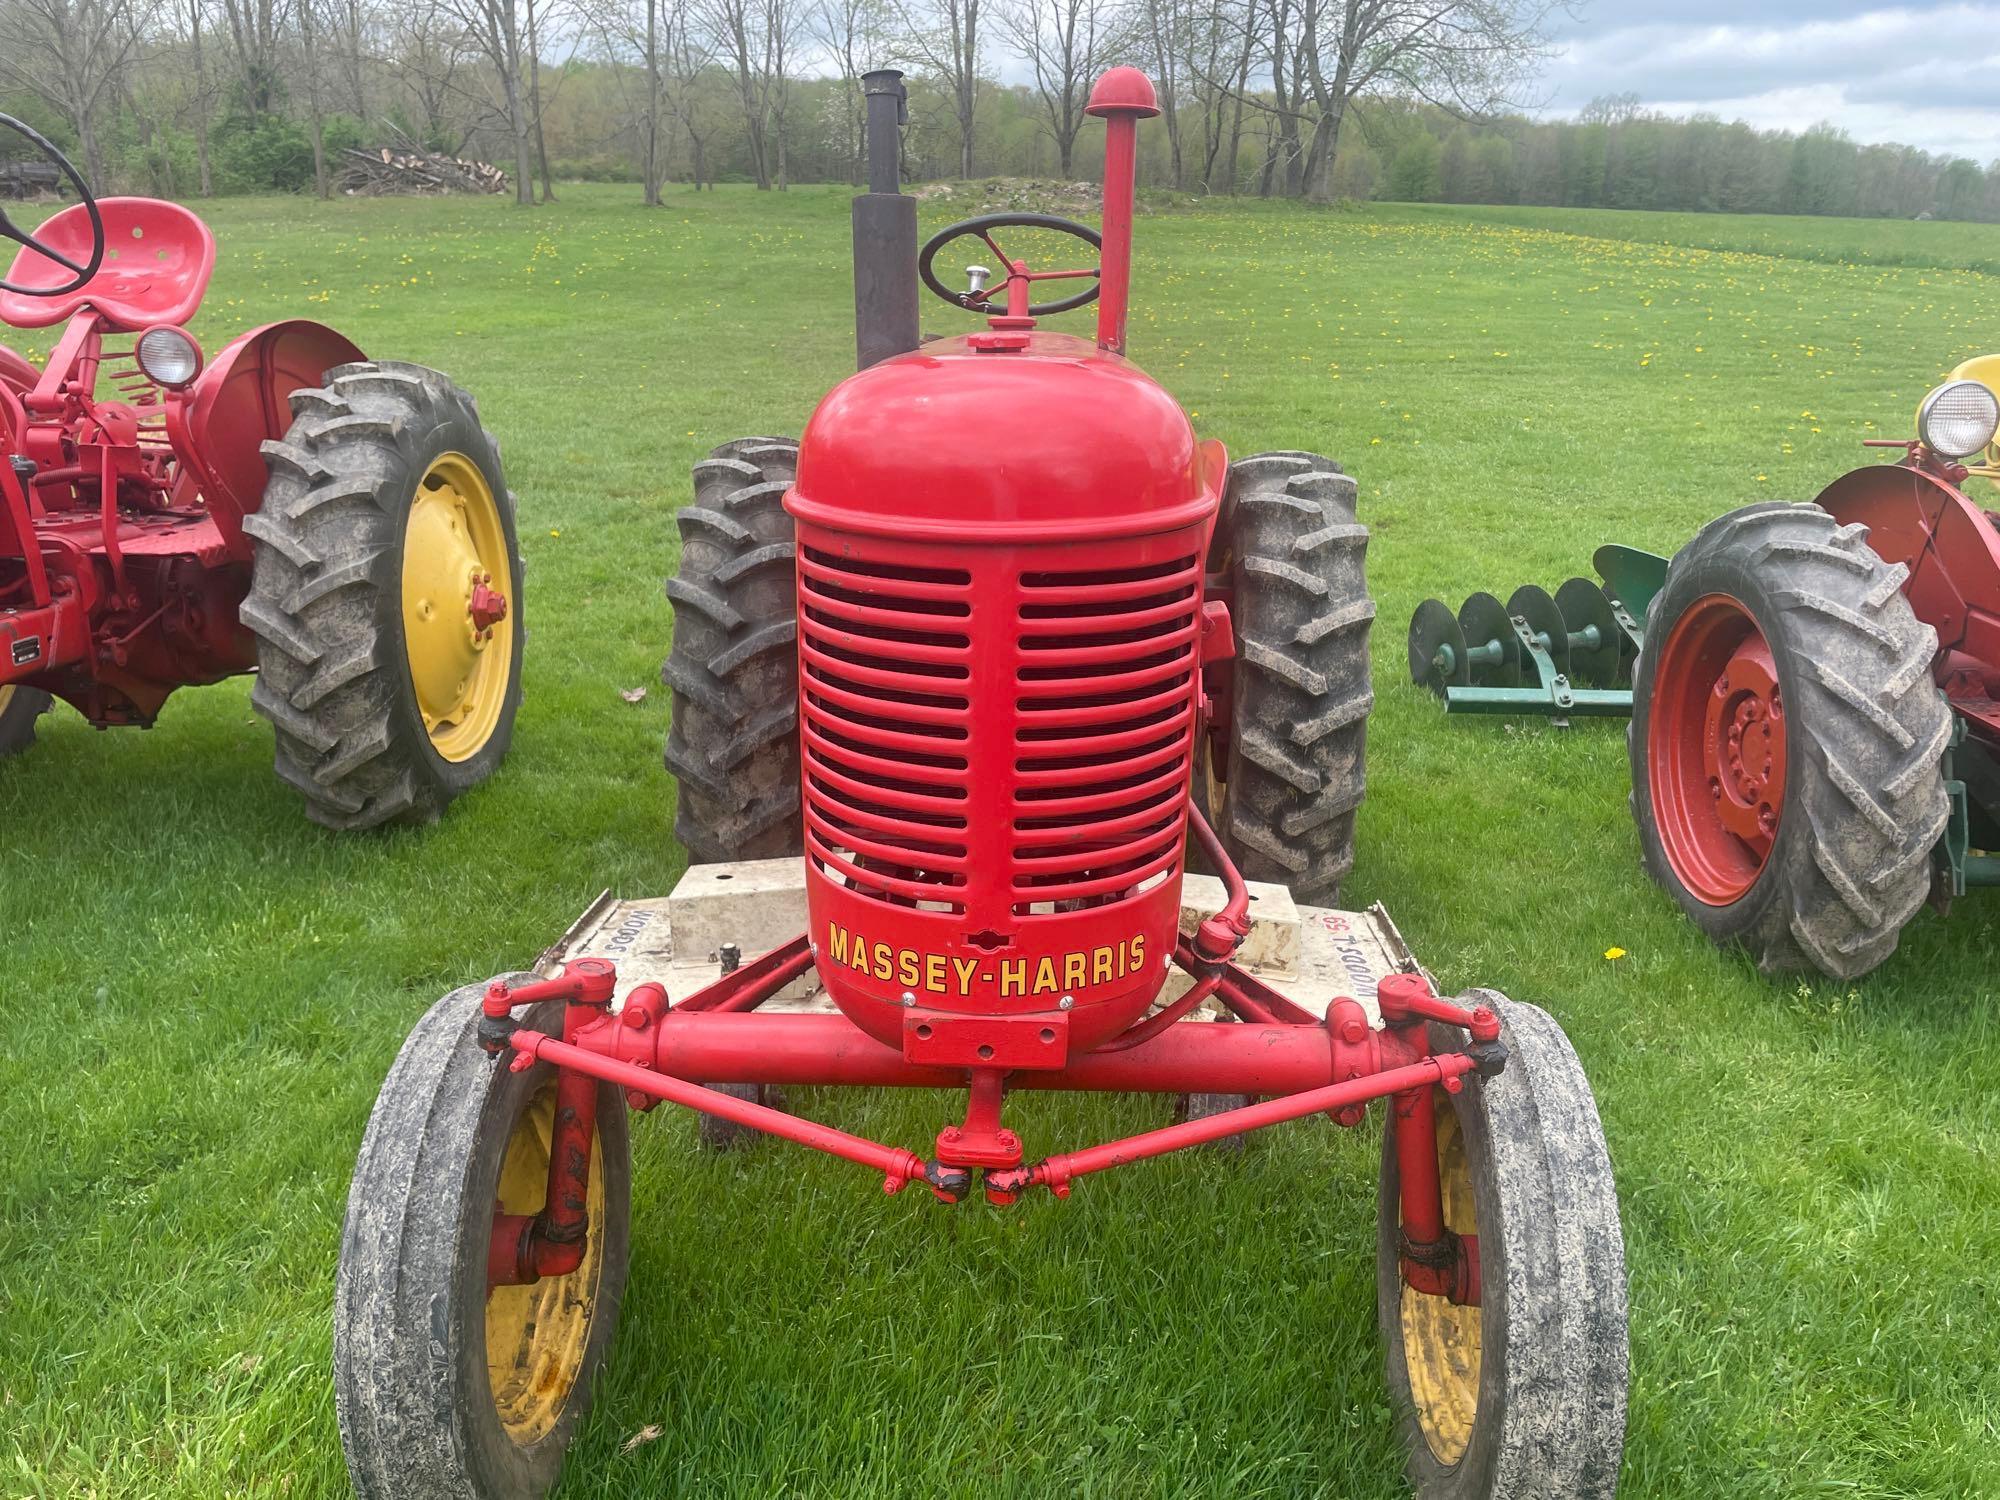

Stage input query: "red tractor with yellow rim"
[
  {"left": 0, "top": 114, "right": 522, "bottom": 826},
  {"left": 334, "top": 68, "right": 1629, "bottom": 1499},
  {"left": 1632, "top": 362, "right": 2000, "bottom": 977}
]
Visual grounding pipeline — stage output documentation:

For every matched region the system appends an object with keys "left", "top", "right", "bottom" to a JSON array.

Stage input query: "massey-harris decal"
[{"left": 824, "top": 921, "right": 1148, "bottom": 1000}]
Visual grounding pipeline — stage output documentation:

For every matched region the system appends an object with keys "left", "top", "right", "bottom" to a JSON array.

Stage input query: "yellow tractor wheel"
[
  {"left": 1378, "top": 994, "right": 1628, "bottom": 1498},
  {"left": 244, "top": 360, "right": 523, "bottom": 830},
  {"left": 335, "top": 983, "right": 632, "bottom": 1498}
]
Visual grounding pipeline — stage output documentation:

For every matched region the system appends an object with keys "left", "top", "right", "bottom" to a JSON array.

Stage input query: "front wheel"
[
  {"left": 1378, "top": 994, "right": 1628, "bottom": 1499},
  {"left": 1630, "top": 502, "right": 1951, "bottom": 978},
  {"left": 244, "top": 361, "right": 523, "bottom": 830},
  {"left": 335, "top": 982, "right": 632, "bottom": 1499}
]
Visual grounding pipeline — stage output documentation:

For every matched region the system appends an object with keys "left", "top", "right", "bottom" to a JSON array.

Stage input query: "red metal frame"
[{"left": 0, "top": 194, "right": 365, "bottom": 727}]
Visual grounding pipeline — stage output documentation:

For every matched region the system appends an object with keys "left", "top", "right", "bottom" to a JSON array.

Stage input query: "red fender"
[
  {"left": 169, "top": 319, "right": 365, "bottom": 558},
  {"left": 1816, "top": 459, "right": 2000, "bottom": 737}
]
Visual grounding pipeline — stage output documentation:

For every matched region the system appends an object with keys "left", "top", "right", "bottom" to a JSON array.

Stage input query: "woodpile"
[{"left": 336, "top": 145, "right": 508, "bottom": 197}]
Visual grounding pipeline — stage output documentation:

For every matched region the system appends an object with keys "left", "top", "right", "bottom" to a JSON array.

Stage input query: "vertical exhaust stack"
[{"left": 852, "top": 69, "right": 920, "bottom": 371}]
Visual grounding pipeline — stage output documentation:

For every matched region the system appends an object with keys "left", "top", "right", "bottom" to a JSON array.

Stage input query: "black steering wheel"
[
  {"left": 0, "top": 114, "right": 104, "bottom": 298},
  {"left": 919, "top": 212, "right": 1102, "bottom": 318}
]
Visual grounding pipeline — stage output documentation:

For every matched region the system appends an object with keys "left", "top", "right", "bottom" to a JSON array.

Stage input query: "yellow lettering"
[
  {"left": 950, "top": 955, "right": 979, "bottom": 995},
  {"left": 828, "top": 925, "right": 849, "bottom": 968},
  {"left": 897, "top": 948, "right": 920, "bottom": 988},
  {"left": 873, "top": 942, "right": 894, "bottom": 982},
  {"left": 1129, "top": 933, "right": 1146, "bottom": 972},
  {"left": 847, "top": 930, "right": 872, "bottom": 973},
  {"left": 1033, "top": 957, "right": 1059, "bottom": 995},
  {"left": 1063, "top": 951, "right": 1087, "bottom": 991},
  {"left": 1000, "top": 958, "right": 1028, "bottom": 997},
  {"left": 925, "top": 954, "right": 948, "bottom": 994},
  {"left": 1092, "top": 946, "right": 1113, "bottom": 985}
]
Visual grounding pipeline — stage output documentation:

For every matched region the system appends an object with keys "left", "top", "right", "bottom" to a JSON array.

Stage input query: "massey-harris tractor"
[
  {"left": 1629, "top": 362, "right": 2000, "bottom": 978},
  {"left": 336, "top": 70, "right": 1628, "bottom": 1498},
  {"left": 0, "top": 116, "right": 522, "bottom": 827}
]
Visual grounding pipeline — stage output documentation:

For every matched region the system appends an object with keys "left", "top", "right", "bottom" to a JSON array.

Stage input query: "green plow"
[{"left": 1407, "top": 546, "right": 1669, "bottom": 725}]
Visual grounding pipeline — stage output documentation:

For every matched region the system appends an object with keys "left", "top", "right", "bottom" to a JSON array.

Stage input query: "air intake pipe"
[{"left": 852, "top": 68, "right": 920, "bottom": 371}]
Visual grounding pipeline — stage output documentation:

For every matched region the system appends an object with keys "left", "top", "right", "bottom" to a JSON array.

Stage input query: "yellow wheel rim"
[
  {"left": 484, "top": 1083, "right": 606, "bottom": 1447},
  {"left": 1400, "top": 1099, "right": 1482, "bottom": 1466},
  {"left": 0, "top": 685, "right": 15, "bottom": 719},
  {"left": 401, "top": 453, "right": 513, "bottom": 763}
]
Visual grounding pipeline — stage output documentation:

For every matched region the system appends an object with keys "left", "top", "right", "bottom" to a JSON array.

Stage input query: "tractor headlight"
[
  {"left": 1917, "top": 379, "right": 1999, "bottom": 459},
  {"left": 136, "top": 325, "right": 203, "bottom": 390}
]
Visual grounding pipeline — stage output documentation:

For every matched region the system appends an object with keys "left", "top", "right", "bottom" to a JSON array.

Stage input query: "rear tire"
[
  {"left": 1378, "top": 994, "right": 1628, "bottom": 1499},
  {"left": 244, "top": 361, "right": 522, "bottom": 830},
  {"left": 335, "top": 981, "right": 631, "bottom": 1500},
  {"left": 662, "top": 438, "right": 804, "bottom": 862},
  {"left": 1197, "top": 452, "right": 1372, "bottom": 906},
  {"left": 0, "top": 684, "right": 49, "bottom": 756},
  {"left": 1630, "top": 502, "right": 1951, "bottom": 978}
]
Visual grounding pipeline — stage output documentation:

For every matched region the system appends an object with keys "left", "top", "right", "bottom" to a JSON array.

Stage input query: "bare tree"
[
  {"left": 446, "top": 0, "right": 540, "bottom": 202},
  {"left": 382, "top": 5, "right": 469, "bottom": 149},
  {"left": 1204, "top": 0, "right": 1554, "bottom": 201},
  {"left": 811, "top": 0, "right": 887, "bottom": 184},
  {"left": 896, "top": 0, "right": 979, "bottom": 178},
  {"left": 218, "top": 0, "right": 282, "bottom": 119},
  {"left": 295, "top": 0, "right": 331, "bottom": 197},
  {"left": 0, "top": 0, "right": 143, "bottom": 185},
  {"left": 701, "top": 0, "right": 796, "bottom": 189},
  {"left": 1002, "top": 0, "right": 1114, "bottom": 177}
]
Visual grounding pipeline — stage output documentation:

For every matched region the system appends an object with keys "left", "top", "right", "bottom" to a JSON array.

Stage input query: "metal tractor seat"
[{"left": 0, "top": 196, "right": 216, "bottom": 330}]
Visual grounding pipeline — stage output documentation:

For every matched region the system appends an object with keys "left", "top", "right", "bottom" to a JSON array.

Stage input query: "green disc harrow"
[{"left": 1407, "top": 545, "right": 1668, "bottom": 725}]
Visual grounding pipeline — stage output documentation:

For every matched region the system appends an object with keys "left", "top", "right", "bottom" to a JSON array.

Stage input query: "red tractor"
[
  {"left": 0, "top": 116, "right": 522, "bottom": 826},
  {"left": 1631, "top": 366, "right": 2000, "bottom": 977},
  {"left": 335, "top": 70, "right": 1628, "bottom": 1498}
]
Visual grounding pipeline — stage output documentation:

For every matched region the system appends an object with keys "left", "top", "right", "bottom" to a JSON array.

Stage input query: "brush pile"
[{"left": 337, "top": 145, "right": 507, "bottom": 197}]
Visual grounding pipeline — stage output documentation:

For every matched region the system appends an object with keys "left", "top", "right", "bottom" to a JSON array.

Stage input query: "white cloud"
[{"left": 1540, "top": 5, "right": 2000, "bottom": 159}]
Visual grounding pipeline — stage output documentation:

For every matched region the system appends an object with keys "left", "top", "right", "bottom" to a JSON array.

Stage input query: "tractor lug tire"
[
  {"left": 662, "top": 437, "right": 804, "bottom": 862},
  {"left": 695, "top": 1081, "right": 788, "bottom": 1150},
  {"left": 244, "top": 361, "right": 522, "bottom": 830},
  {"left": 1629, "top": 502, "right": 1952, "bottom": 978},
  {"left": 1199, "top": 452, "right": 1372, "bottom": 906},
  {"left": 0, "top": 685, "right": 51, "bottom": 757},
  {"left": 335, "top": 980, "right": 632, "bottom": 1500},
  {"left": 1378, "top": 993, "right": 1628, "bottom": 1499}
]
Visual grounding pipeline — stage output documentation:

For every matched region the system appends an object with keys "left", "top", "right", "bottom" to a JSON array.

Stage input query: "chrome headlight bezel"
[
  {"left": 1918, "top": 379, "right": 2000, "bottom": 460},
  {"left": 135, "top": 325, "right": 204, "bottom": 390}
]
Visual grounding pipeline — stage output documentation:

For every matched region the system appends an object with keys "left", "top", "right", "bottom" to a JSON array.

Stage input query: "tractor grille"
[
  {"left": 799, "top": 546, "right": 974, "bottom": 913},
  {"left": 1012, "top": 554, "right": 1200, "bottom": 911},
  {"left": 798, "top": 542, "right": 1201, "bottom": 920}
]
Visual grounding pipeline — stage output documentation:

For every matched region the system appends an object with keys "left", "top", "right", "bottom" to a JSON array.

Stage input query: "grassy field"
[{"left": 3, "top": 184, "right": 1998, "bottom": 1498}]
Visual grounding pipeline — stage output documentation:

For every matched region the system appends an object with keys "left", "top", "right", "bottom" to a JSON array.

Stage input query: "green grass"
[{"left": 3, "top": 184, "right": 1998, "bottom": 1497}]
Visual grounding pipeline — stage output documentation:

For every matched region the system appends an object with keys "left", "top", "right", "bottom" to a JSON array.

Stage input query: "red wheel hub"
[{"left": 1648, "top": 593, "right": 1789, "bottom": 905}]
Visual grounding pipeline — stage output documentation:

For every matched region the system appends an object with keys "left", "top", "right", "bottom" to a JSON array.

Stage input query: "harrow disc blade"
[
  {"left": 1458, "top": 591, "right": 1522, "bottom": 688},
  {"left": 1507, "top": 584, "right": 1570, "bottom": 679},
  {"left": 1556, "top": 576, "right": 1624, "bottom": 687},
  {"left": 1408, "top": 597, "right": 1471, "bottom": 697}
]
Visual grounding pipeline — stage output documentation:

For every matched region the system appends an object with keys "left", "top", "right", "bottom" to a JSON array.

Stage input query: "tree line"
[{"left": 1, "top": 0, "right": 1994, "bottom": 224}]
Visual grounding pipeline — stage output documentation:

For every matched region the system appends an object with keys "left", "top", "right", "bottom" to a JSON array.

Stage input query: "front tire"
[
  {"left": 335, "top": 982, "right": 632, "bottom": 1500},
  {"left": 1630, "top": 502, "right": 1951, "bottom": 978},
  {"left": 0, "top": 684, "right": 50, "bottom": 756},
  {"left": 1196, "top": 452, "right": 1373, "bottom": 906},
  {"left": 244, "top": 361, "right": 523, "bottom": 830},
  {"left": 1378, "top": 994, "right": 1628, "bottom": 1499}
]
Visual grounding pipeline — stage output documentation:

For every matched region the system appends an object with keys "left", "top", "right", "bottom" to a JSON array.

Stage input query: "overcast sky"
[{"left": 1540, "top": 2, "right": 2000, "bottom": 160}]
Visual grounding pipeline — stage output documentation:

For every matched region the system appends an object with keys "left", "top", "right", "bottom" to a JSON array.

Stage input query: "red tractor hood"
[{"left": 789, "top": 330, "right": 1222, "bottom": 542}]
